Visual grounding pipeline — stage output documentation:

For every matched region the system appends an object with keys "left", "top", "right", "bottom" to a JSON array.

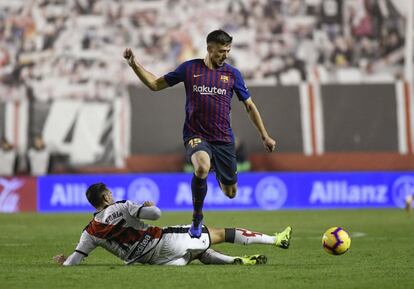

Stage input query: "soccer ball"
[{"left": 322, "top": 227, "right": 351, "bottom": 255}]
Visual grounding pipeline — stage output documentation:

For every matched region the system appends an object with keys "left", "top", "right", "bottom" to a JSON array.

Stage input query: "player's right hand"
[
  {"left": 53, "top": 254, "right": 67, "bottom": 265},
  {"left": 123, "top": 48, "right": 135, "bottom": 66},
  {"left": 262, "top": 136, "right": 276, "bottom": 152}
]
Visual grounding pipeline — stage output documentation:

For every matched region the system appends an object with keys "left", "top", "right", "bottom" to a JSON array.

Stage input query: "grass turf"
[{"left": 0, "top": 209, "right": 413, "bottom": 289}]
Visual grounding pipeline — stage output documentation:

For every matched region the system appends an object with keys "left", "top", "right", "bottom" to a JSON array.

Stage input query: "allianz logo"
[
  {"left": 50, "top": 183, "right": 125, "bottom": 206},
  {"left": 192, "top": 85, "right": 227, "bottom": 95},
  {"left": 127, "top": 178, "right": 160, "bottom": 204},
  {"left": 391, "top": 175, "right": 414, "bottom": 208},
  {"left": 309, "top": 181, "right": 388, "bottom": 204},
  {"left": 49, "top": 178, "right": 160, "bottom": 207},
  {"left": 175, "top": 176, "right": 287, "bottom": 210}
]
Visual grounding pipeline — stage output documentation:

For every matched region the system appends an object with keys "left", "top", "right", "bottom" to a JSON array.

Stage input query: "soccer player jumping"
[{"left": 124, "top": 30, "right": 276, "bottom": 238}]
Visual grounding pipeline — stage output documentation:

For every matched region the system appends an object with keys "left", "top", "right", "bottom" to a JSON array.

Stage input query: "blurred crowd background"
[{"left": 0, "top": 0, "right": 408, "bottom": 103}]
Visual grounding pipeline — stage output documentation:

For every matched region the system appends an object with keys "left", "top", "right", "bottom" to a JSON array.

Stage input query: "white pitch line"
[
  {"left": 351, "top": 232, "right": 367, "bottom": 238},
  {"left": 292, "top": 231, "right": 367, "bottom": 240},
  {"left": 1, "top": 243, "right": 30, "bottom": 246}
]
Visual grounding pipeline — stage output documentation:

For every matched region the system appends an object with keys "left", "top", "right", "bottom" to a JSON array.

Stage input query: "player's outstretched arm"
[
  {"left": 53, "top": 252, "right": 84, "bottom": 266},
  {"left": 243, "top": 98, "right": 276, "bottom": 152},
  {"left": 53, "top": 231, "right": 97, "bottom": 266},
  {"left": 123, "top": 48, "right": 169, "bottom": 91}
]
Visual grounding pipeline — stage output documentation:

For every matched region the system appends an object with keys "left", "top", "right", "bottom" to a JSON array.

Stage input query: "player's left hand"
[
  {"left": 143, "top": 201, "right": 155, "bottom": 207},
  {"left": 53, "top": 254, "right": 67, "bottom": 265},
  {"left": 262, "top": 136, "right": 276, "bottom": 152}
]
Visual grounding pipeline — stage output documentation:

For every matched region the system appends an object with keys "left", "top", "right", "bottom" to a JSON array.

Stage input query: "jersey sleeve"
[
  {"left": 63, "top": 251, "right": 85, "bottom": 266},
  {"left": 63, "top": 231, "right": 97, "bottom": 266},
  {"left": 139, "top": 206, "right": 161, "bottom": 220},
  {"left": 163, "top": 61, "right": 187, "bottom": 86},
  {"left": 125, "top": 200, "right": 144, "bottom": 217},
  {"left": 125, "top": 200, "right": 161, "bottom": 220},
  {"left": 233, "top": 69, "right": 250, "bottom": 101}
]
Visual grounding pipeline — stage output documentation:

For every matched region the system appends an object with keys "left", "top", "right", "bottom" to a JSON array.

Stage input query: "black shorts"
[{"left": 185, "top": 138, "right": 237, "bottom": 186}]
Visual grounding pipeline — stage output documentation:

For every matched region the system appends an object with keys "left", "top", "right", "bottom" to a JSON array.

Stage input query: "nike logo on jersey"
[{"left": 193, "top": 74, "right": 203, "bottom": 78}]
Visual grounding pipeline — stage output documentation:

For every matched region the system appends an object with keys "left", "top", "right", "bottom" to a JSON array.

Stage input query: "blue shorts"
[{"left": 185, "top": 138, "right": 237, "bottom": 186}]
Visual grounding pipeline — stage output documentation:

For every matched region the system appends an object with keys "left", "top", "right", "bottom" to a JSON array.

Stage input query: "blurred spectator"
[
  {"left": 330, "top": 36, "right": 353, "bottom": 67},
  {"left": 320, "top": 0, "right": 343, "bottom": 40},
  {"left": 381, "top": 29, "right": 404, "bottom": 57},
  {"left": 183, "top": 157, "right": 194, "bottom": 173},
  {"left": 27, "top": 135, "right": 50, "bottom": 176},
  {"left": 0, "top": 138, "right": 17, "bottom": 176},
  {"left": 235, "top": 138, "right": 251, "bottom": 172}
]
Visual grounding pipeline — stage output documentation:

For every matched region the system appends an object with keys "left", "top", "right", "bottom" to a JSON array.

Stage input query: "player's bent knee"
[
  {"left": 194, "top": 164, "right": 210, "bottom": 178},
  {"left": 192, "top": 153, "right": 210, "bottom": 178}
]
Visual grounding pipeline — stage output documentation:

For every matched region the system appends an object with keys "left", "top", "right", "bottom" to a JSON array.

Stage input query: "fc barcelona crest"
[{"left": 220, "top": 75, "right": 229, "bottom": 83}]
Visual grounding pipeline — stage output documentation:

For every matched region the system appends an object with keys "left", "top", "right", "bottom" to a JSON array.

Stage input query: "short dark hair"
[
  {"left": 86, "top": 182, "right": 109, "bottom": 208},
  {"left": 206, "top": 30, "right": 232, "bottom": 45}
]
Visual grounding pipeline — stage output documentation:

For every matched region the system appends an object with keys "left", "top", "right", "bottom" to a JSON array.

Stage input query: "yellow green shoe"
[
  {"left": 233, "top": 254, "right": 267, "bottom": 265},
  {"left": 275, "top": 226, "right": 292, "bottom": 249}
]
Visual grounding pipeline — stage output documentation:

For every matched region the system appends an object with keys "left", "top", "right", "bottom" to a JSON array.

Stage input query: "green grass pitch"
[{"left": 1, "top": 209, "right": 413, "bottom": 289}]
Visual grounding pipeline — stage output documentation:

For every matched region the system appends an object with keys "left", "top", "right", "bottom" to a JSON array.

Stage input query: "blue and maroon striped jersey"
[{"left": 163, "top": 59, "right": 250, "bottom": 143}]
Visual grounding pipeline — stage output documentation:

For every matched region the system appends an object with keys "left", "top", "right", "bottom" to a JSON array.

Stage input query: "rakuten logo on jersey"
[
  {"left": 193, "top": 85, "right": 227, "bottom": 96},
  {"left": 309, "top": 181, "right": 388, "bottom": 204}
]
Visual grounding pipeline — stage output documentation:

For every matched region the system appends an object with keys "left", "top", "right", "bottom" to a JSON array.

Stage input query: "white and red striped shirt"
[{"left": 64, "top": 200, "right": 162, "bottom": 265}]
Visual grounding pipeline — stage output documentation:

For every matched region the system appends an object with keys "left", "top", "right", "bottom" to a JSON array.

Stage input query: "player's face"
[
  {"left": 103, "top": 190, "right": 114, "bottom": 204},
  {"left": 208, "top": 43, "right": 231, "bottom": 68}
]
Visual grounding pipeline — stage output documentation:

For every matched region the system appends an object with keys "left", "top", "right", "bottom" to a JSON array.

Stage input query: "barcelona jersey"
[{"left": 163, "top": 59, "right": 250, "bottom": 143}]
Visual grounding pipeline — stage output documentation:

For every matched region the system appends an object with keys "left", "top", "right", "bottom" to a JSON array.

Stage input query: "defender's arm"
[
  {"left": 53, "top": 231, "right": 97, "bottom": 266},
  {"left": 126, "top": 200, "right": 162, "bottom": 221},
  {"left": 53, "top": 251, "right": 85, "bottom": 266}
]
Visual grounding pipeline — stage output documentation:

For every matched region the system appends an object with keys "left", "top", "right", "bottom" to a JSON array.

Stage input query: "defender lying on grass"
[{"left": 54, "top": 183, "right": 292, "bottom": 266}]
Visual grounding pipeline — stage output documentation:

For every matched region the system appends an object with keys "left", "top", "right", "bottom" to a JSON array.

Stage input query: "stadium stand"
[
  {"left": 0, "top": 0, "right": 407, "bottom": 96},
  {"left": 0, "top": 0, "right": 412, "bottom": 172}
]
